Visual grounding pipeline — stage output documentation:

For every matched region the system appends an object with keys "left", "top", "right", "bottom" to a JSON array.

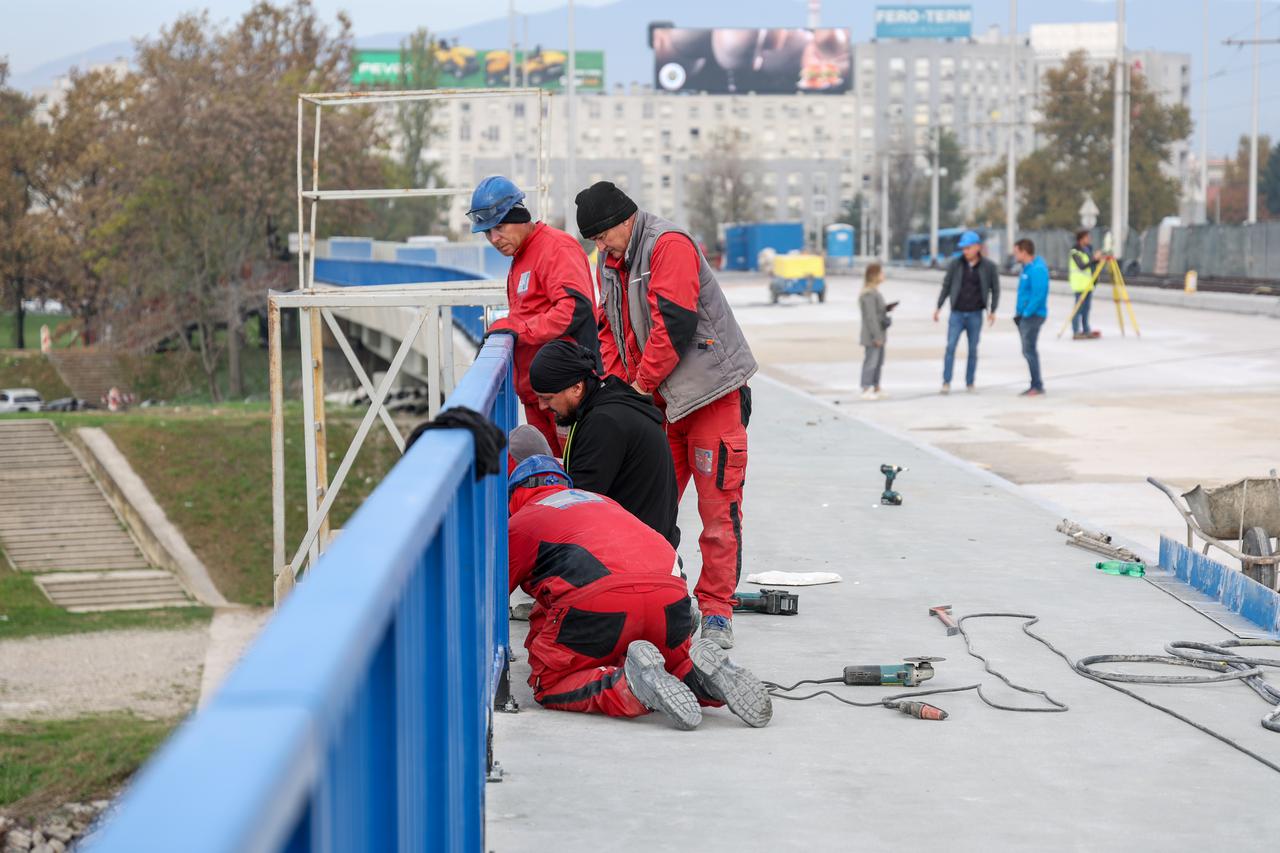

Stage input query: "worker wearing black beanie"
[
  {"left": 575, "top": 181, "right": 638, "bottom": 239},
  {"left": 528, "top": 340, "right": 680, "bottom": 547}
]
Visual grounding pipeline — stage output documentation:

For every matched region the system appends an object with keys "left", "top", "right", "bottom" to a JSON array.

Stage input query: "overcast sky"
[{"left": 0, "top": 0, "right": 615, "bottom": 72}]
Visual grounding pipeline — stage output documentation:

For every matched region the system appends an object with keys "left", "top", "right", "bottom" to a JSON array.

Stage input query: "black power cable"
[{"left": 766, "top": 612, "right": 1280, "bottom": 776}]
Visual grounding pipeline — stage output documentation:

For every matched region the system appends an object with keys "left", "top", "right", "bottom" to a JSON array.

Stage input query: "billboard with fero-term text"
[
  {"left": 875, "top": 6, "right": 973, "bottom": 40},
  {"left": 652, "top": 27, "right": 851, "bottom": 95}
]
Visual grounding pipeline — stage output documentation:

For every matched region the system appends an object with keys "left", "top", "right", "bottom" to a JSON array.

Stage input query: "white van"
[{"left": 0, "top": 388, "right": 44, "bottom": 413}]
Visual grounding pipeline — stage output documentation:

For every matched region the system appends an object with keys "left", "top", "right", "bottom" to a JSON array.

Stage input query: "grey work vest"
[{"left": 597, "top": 210, "right": 757, "bottom": 422}]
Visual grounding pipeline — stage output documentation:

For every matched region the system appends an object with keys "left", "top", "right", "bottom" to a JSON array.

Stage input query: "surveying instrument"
[{"left": 1058, "top": 254, "right": 1141, "bottom": 339}]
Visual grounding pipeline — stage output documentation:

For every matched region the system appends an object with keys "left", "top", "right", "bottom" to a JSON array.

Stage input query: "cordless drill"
[
  {"left": 880, "top": 464, "right": 904, "bottom": 505},
  {"left": 732, "top": 589, "right": 799, "bottom": 615}
]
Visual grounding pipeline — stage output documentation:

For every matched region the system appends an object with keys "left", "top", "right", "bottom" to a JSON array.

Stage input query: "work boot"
[
  {"left": 689, "top": 639, "right": 773, "bottom": 728},
  {"left": 701, "top": 614, "right": 734, "bottom": 649},
  {"left": 688, "top": 596, "right": 702, "bottom": 641},
  {"left": 624, "top": 641, "right": 701, "bottom": 731}
]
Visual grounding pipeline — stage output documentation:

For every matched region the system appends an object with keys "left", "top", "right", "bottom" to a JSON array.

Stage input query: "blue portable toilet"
[{"left": 825, "top": 223, "right": 855, "bottom": 270}]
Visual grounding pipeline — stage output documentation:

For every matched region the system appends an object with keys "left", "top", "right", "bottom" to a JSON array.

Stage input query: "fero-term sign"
[{"left": 874, "top": 5, "right": 973, "bottom": 40}]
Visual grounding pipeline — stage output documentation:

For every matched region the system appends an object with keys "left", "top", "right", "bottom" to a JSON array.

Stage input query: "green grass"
[
  {"left": 0, "top": 352, "right": 72, "bottom": 400},
  {"left": 1, "top": 404, "right": 404, "bottom": 606},
  {"left": 0, "top": 713, "right": 175, "bottom": 821},
  {"left": 0, "top": 312, "right": 75, "bottom": 351},
  {"left": 0, "top": 562, "right": 212, "bottom": 641}
]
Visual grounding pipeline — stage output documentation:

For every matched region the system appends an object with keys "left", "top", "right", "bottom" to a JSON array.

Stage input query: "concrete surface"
[
  {"left": 487, "top": 375, "right": 1280, "bottom": 852},
  {"left": 726, "top": 270, "right": 1280, "bottom": 551}
]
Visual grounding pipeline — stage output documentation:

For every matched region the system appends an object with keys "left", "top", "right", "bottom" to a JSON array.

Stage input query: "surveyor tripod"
[{"left": 1057, "top": 255, "right": 1141, "bottom": 338}]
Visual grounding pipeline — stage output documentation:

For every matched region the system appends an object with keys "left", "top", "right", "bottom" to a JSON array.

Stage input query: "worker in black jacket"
[{"left": 529, "top": 339, "right": 680, "bottom": 547}]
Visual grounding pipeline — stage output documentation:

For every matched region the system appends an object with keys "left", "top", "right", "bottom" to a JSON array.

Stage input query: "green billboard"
[{"left": 352, "top": 47, "right": 604, "bottom": 92}]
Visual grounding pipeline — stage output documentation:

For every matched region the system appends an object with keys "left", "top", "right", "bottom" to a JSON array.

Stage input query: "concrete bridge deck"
[{"left": 488, "top": 370, "right": 1280, "bottom": 852}]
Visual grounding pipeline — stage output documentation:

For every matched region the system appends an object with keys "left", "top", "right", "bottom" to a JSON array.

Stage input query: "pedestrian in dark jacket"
[
  {"left": 529, "top": 339, "right": 680, "bottom": 546},
  {"left": 932, "top": 230, "right": 1000, "bottom": 393},
  {"left": 858, "top": 263, "right": 891, "bottom": 400}
]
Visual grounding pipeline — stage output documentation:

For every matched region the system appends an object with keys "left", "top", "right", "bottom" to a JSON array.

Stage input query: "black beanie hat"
[
  {"left": 529, "top": 340, "right": 600, "bottom": 394},
  {"left": 499, "top": 204, "right": 532, "bottom": 225},
  {"left": 575, "top": 181, "right": 638, "bottom": 238}
]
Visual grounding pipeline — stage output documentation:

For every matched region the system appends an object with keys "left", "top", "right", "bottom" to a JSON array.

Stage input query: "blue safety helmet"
[
  {"left": 508, "top": 454, "right": 573, "bottom": 497},
  {"left": 468, "top": 175, "right": 526, "bottom": 233},
  {"left": 957, "top": 230, "right": 983, "bottom": 248}
]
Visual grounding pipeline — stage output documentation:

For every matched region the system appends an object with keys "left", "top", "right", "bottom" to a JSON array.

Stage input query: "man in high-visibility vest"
[{"left": 1068, "top": 229, "right": 1103, "bottom": 340}]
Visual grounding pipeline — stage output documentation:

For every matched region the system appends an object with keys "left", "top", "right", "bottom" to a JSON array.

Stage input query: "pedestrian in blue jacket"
[{"left": 1012, "top": 238, "right": 1049, "bottom": 397}]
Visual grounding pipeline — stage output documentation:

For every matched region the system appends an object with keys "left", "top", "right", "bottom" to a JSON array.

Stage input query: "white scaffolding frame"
[{"left": 271, "top": 87, "right": 548, "bottom": 604}]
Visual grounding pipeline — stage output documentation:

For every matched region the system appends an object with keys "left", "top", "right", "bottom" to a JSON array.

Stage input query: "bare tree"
[{"left": 686, "top": 128, "right": 758, "bottom": 250}]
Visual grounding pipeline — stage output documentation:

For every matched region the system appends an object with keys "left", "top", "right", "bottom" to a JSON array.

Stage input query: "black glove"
[
  {"left": 405, "top": 406, "right": 508, "bottom": 481},
  {"left": 484, "top": 327, "right": 518, "bottom": 343}
]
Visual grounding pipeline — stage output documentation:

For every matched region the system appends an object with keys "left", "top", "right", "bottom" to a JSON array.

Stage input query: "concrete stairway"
[
  {"left": 47, "top": 349, "right": 127, "bottom": 405},
  {"left": 0, "top": 420, "right": 192, "bottom": 610}
]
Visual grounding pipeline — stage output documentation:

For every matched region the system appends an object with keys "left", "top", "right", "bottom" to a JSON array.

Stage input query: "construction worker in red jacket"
[
  {"left": 508, "top": 453, "right": 771, "bottom": 730},
  {"left": 575, "top": 181, "right": 757, "bottom": 650},
  {"left": 468, "top": 175, "right": 598, "bottom": 454}
]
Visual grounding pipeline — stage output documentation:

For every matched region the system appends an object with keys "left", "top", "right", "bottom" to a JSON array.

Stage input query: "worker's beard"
[{"left": 552, "top": 409, "right": 577, "bottom": 427}]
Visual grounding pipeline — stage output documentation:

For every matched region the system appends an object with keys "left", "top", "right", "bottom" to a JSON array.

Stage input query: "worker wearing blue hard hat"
[
  {"left": 933, "top": 229, "right": 1000, "bottom": 393},
  {"left": 468, "top": 175, "right": 599, "bottom": 454},
  {"left": 506, "top": 449, "right": 772, "bottom": 730}
]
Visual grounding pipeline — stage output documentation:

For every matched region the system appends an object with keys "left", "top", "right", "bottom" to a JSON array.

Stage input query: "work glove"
[{"left": 484, "top": 316, "right": 524, "bottom": 342}]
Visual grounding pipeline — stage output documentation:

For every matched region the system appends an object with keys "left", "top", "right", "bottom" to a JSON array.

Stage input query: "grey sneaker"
[
  {"left": 688, "top": 597, "right": 702, "bottom": 640},
  {"left": 689, "top": 638, "right": 773, "bottom": 728},
  {"left": 624, "top": 641, "right": 701, "bottom": 730},
  {"left": 701, "top": 614, "right": 734, "bottom": 649}
]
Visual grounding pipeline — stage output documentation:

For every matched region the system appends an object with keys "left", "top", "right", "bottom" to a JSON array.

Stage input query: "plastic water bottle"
[{"left": 1095, "top": 560, "right": 1145, "bottom": 577}]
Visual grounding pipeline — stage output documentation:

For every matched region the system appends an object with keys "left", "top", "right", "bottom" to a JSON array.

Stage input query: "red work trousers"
[
  {"left": 530, "top": 582, "right": 700, "bottom": 717},
  {"left": 521, "top": 401, "right": 565, "bottom": 457},
  {"left": 666, "top": 388, "right": 748, "bottom": 619}
]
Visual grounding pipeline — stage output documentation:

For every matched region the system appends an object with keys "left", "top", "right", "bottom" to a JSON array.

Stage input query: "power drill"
[
  {"left": 880, "top": 464, "right": 904, "bottom": 505},
  {"left": 732, "top": 589, "right": 799, "bottom": 615}
]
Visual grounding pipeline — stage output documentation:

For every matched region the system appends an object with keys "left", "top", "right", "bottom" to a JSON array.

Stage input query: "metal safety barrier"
[{"left": 87, "top": 333, "right": 517, "bottom": 853}]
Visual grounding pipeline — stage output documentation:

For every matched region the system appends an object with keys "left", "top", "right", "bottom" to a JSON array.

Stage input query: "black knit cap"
[
  {"left": 499, "top": 204, "right": 532, "bottom": 225},
  {"left": 530, "top": 340, "right": 599, "bottom": 394},
  {"left": 575, "top": 181, "right": 638, "bottom": 238}
]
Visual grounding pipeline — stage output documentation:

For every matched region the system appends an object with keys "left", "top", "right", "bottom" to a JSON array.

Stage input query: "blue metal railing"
[{"left": 87, "top": 335, "right": 517, "bottom": 853}]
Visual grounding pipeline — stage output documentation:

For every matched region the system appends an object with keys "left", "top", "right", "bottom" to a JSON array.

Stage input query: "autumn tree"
[
  {"left": 0, "top": 61, "right": 52, "bottom": 349},
  {"left": 121, "top": 1, "right": 383, "bottom": 399},
  {"left": 1216, "top": 134, "right": 1273, "bottom": 223},
  {"left": 686, "top": 128, "right": 758, "bottom": 249},
  {"left": 33, "top": 67, "right": 139, "bottom": 348},
  {"left": 978, "top": 51, "right": 1190, "bottom": 232}
]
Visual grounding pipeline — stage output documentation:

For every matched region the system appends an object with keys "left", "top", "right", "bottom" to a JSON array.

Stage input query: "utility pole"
[
  {"left": 1200, "top": 0, "right": 1209, "bottom": 223},
  {"left": 1111, "top": 0, "right": 1126, "bottom": 257},
  {"left": 929, "top": 129, "right": 941, "bottom": 265},
  {"left": 1005, "top": 0, "right": 1017, "bottom": 264},
  {"left": 564, "top": 0, "right": 577, "bottom": 229},
  {"left": 880, "top": 153, "right": 890, "bottom": 263},
  {"left": 1249, "top": 0, "right": 1261, "bottom": 224},
  {"left": 1221, "top": 7, "right": 1277, "bottom": 225},
  {"left": 509, "top": 0, "right": 517, "bottom": 181},
  {"left": 808, "top": 0, "right": 821, "bottom": 29}
]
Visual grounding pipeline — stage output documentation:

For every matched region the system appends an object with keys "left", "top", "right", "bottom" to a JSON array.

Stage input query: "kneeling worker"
[
  {"left": 508, "top": 454, "right": 771, "bottom": 730},
  {"left": 528, "top": 338, "right": 679, "bottom": 547}
]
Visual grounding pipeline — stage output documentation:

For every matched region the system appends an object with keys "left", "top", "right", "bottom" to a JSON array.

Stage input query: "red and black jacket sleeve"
[{"left": 635, "top": 233, "right": 700, "bottom": 393}]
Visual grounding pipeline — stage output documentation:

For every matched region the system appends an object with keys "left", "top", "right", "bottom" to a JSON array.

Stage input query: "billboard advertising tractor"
[
  {"left": 353, "top": 43, "right": 604, "bottom": 91},
  {"left": 651, "top": 26, "right": 851, "bottom": 95}
]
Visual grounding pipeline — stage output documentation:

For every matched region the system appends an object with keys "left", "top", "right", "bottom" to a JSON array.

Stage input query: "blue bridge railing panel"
[{"left": 86, "top": 334, "right": 517, "bottom": 853}]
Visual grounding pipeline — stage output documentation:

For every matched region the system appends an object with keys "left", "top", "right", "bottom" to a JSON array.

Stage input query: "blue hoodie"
[{"left": 1016, "top": 256, "right": 1050, "bottom": 318}]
